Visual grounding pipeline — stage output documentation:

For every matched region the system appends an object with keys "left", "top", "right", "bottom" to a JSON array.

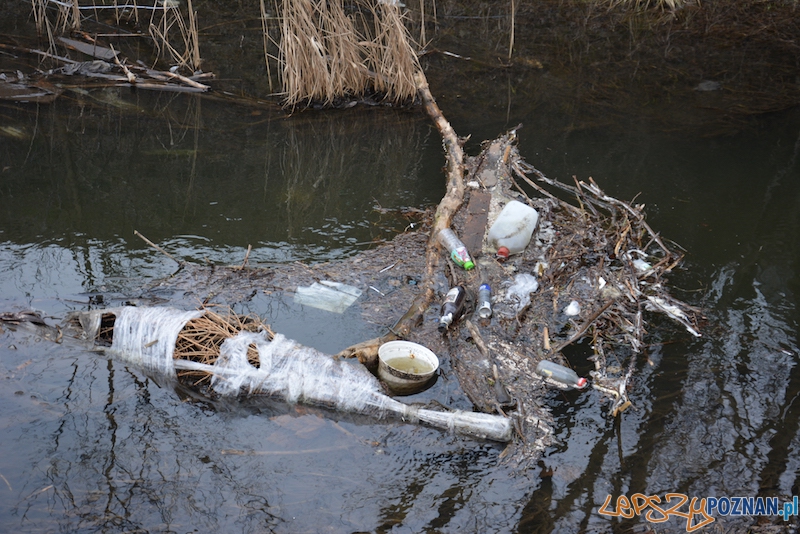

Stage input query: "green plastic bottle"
[{"left": 437, "top": 228, "right": 475, "bottom": 270}]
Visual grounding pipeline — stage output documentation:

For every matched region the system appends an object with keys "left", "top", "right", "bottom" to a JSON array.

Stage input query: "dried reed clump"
[
  {"left": 30, "top": 0, "right": 77, "bottom": 56},
  {"left": 278, "top": 0, "right": 420, "bottom": 108},
  {"left": 29, "top": 0, "right": 202, "bottom": 73},
  {"left": 148, "top": 0, "right": 202, "bottom": 72},
  {"left": 174, "top": 308, "right": 273, "bottom": 385},
  {"left": 362, "top": 1, "right": 421, "bottom": 101},
  {"left": 606, "top": 0, "right": 687, "bottom": 11}
]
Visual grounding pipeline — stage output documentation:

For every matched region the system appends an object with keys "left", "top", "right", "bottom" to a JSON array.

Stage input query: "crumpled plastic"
[{"left": 505, "top": 273, "right": 539, "bottom": 312}]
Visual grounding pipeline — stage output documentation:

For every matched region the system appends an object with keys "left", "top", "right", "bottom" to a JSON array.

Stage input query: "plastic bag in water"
[{"left": 294, "top": 281, "right": 362, "bottom": 313}]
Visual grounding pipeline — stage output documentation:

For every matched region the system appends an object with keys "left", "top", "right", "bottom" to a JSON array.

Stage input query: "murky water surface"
[{"left": 2, "top": 29, "right": 800, "bottom": 534}]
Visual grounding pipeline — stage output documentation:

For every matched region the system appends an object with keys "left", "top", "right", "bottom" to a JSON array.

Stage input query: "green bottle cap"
[{"left": 464, "top": 260, "right": 475, "bottom": 270}]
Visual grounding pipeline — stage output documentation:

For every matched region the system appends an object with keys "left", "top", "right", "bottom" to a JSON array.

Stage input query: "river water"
[{"left": 2, "top": 18, "right": 800, "bottom": 534}]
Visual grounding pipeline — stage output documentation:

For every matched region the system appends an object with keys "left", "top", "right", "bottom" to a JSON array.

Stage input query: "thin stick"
[
  {"left": 221, "top": 445, "right": 350, "bottom": 456},
  {"left": 550, "top": 300, "right": 615, "bottom": 355},
  {"left": 134, "top": 230, "right": 181, "bottom": 265},
  {"left": 0, "top": 43, "right": 77, "bottom": 64},
  {"left": 109, "top": 44, "right": 136, "bottom": 83},
  {"left": 508, "top": 0, "right": 516, "bottom": 61},
  {"left": 240, "top": 244, "right": 252, "bottom": 269},
  {"left": 163, "top": 70, "right": 209, "bottom": 90}
]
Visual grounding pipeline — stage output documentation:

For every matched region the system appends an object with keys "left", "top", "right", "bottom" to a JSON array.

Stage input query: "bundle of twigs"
[
  {"left": 499, "top": 146, "right": 702, "bottom": 415},
  {"left": 173, "top": 308, "right": 274, "bottom": 386}
]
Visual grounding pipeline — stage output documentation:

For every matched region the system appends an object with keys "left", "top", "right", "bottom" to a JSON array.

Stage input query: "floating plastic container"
[
  {"left": 536, "top": 360, "right": 588, "bottom": 389},
  {"left": 438, "top": 228, "right": 475, "bottom": 270},
  {"left": 487, "top": 200, "right": 539, "bottom": 256},
  {"left": 378, "top": 341, "right": 439, "bottom": 395}
]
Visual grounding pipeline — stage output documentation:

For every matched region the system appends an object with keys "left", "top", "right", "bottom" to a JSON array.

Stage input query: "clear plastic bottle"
[
  {"left": 438, "top": 285, "right": 466, "bottom": 332},
  {"left": 477, "top": 283, "right": 492, "bottom": 319},
  {"left": 536, "top": 360, "right": 588, "bottom": 389},
  {"left": 437, "top": 228, "right": 475, "bottom": 270},
  {"left": 487, "top": 200, "right": 539, "bottom": 257}
]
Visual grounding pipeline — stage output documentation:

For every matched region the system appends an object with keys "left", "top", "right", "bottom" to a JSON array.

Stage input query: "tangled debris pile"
[
  {"left": 431, "top": 127, "right": 703, "bottom": 462},
  {"left": 89, "top": 125, "right": 701, "bottom": 466}
]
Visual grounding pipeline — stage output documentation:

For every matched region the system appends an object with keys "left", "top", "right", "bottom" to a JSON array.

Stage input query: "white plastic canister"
[{"left": 487, "top": 200, "right": 539, "bottom": 255}]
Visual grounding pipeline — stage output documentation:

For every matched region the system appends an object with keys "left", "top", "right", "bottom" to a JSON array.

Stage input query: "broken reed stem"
[
  {"left": 110, "top": 43, "right": 136, "bottom": 83},
  {"left": 508, "top": 0, "right": 516, "bottom": 61},
  {"left": 419, "top": 0, "right": 426, "bottom": 47},
  {"left": 259, "top": 0, "right": 274, "bottom": 92},
  {"left": 134, "top": 230, "right": 182, "bottom": 265},
  {"left": 186, "top": 0, "right": 200, "bottom": 71},
  {"left": 240, "top": 245, "right": 252, "bottom": 269}
]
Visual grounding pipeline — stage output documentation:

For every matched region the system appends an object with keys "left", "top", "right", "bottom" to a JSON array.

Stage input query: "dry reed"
[
  {"left": 607, "top": 0, "right": 685, "bottom": 11},
  {"left": 148, "top": 0, "right": 201, "bottom": 72},
  {"left": 173, "top": 307, "right": 273, "bottom": 384},
  {"left": 364, "top": 2, "right": 421, "bottom": 102},
  {"left": 278, "top": 0, "right": 420, "bottom": 108}
]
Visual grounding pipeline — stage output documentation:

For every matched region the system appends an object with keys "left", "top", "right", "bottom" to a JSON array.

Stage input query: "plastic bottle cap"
[
  {"left": 463, "top": 260, "right": 475, "bottom": 270},
  {"left": 496, "top": 247, "right": 509, "bottom": 260},
  {"left": 576, "top": 377, "right": 588, "bottom": 389}
]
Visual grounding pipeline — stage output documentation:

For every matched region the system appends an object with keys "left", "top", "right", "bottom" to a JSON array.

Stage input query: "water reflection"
[
  {"left": 0, "top": 90, "right": 440, "bottom": 310},
  {"left": 1, "top": 88, "right": 800, "bottom": 533}
]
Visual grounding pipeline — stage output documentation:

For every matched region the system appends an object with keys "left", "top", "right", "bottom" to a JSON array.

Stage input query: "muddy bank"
[{"left": 2, "top": 1, "right": 798, "bottom": 134}]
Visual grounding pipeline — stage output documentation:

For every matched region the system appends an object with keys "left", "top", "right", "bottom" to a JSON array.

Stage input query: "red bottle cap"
[
  {"left": 576, "top": 377, "right": 588, "bottom": 389},
  {"left": 496, "top": 246, "right": 509, "bottom": 260}
]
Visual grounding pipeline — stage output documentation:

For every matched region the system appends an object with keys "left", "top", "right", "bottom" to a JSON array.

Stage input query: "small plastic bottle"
[
  {"left": 536, "top": 360, "right": 588, "bottom": 389},
  {"left": 438, "top": 285, "right": 466, "bottom": 332},
  {"left": 438, "top": 228, "right": 475, "bottom": 270},
  {"left": 477, "top": 283, "right": 492, "bottom": 319}
]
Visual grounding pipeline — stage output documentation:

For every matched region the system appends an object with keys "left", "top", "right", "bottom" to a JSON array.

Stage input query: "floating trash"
[
  {"left": 378, "top": 340, "right": 439, "bottom": 395},
  {"left": 294, "top": 280, "right": 362, "bottom": 313},
  {"left": 505, "top": 273, "right": 539, "bottom": 313},
  {"left": 67, "top": 306, "right": 512, "bottom": 442},
  {"left": 564, "top": 300, "right": 581, "bottom": 316}
]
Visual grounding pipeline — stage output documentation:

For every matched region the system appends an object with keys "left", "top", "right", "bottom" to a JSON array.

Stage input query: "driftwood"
[
  {"left": 0, "top": 39, "right": 212, "bottom": 102},
  {"left": 334, "top": 70, "right": 466, "bottom": 366}
]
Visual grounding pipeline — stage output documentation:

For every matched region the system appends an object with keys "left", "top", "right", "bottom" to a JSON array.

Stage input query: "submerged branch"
[{"left": 336, "top": 69, "right": 465, "bottom": 366}]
